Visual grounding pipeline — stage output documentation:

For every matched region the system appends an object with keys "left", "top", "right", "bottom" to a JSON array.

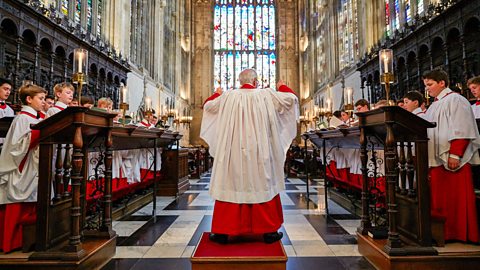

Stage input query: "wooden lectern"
[
  {"left": 356, "top": 106, "right": 436, "bottom": 256},
  {"left": 30, "top": 107, "right": 117, "bottom": 264}
]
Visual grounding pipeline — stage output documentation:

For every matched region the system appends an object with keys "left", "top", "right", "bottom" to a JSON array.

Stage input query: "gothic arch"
[
  {"left": 464, "top": 17, "right": 480, "bottom": 76},
  {"left": 396, "top": 56, "right": 406, "bottom": 99},
  {"left": 22, "top": 29, "right": 36, "bottom": 45},
  {"left": 407, "top": 51, "right": 418, "bottom": 91},
  {"left": 446, "top": 28, "right": 462, "bottom": 87},
  {"left": 39, "top": 38, "right": 52, "bottom": 53},
  {"left": 431, "top": 37, "right": 444, "bottom": 69},
  {"left": 0, "top": 18, "right": 18, "bottom": 37}
]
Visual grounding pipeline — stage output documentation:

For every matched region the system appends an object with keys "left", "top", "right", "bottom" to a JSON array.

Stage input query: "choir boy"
[
  {"left": 423, "top": 69, "right": 480, "bottom": 243},
  {"left": 467, "top": 76, "right": 480, "bottom": 119},
  {"left": 0, "top": 84, "right": 46, "bottom": 253},
  {"left": 46, "top": 83, "right": 74, "bottom": 117},
  {"left": 0, "top": 78, "right": 14, "bottom": 151},
  {"left": 403, "top": 91, "right": 426, "bottom": 117},
  {"left": 0, "top": 78, "right": 14, "bottom": 119}
]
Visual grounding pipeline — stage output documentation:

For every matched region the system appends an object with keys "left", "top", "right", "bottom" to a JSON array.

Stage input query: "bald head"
[{"left": 239, "top": 69, "right": 258, "bottom": 86}]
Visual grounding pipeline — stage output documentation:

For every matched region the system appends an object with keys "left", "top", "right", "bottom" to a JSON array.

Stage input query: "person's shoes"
[
  {"left": 209, "top": 233, "right": 228, "bottom": 244},
  {"left": 263, "top": 231, "right": 283, "bottom": 244}
]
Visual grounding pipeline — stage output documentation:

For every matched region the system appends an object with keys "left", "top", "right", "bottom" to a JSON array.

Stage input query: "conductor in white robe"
[{"left": 200, "top": 69, "right": 298, "bottom": 244}]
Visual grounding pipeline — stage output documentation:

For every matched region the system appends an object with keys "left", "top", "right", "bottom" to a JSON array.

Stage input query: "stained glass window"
[
  {"left": 61, "top": 0, "right": 68, "bottom": 16},
  {"left": 385, "top": 0, "right": 390, "bottom": 36},
  {"left": 338, "top": 0, "right": 357, "bottom": 69},
  {"left": 87, "top": 0, "right": 93, "bottom": 32},
  {"left": 394, "top": 0, "right": 400, "bottom": 30},
  {"left": 97, "top": 0, "right": 102, "bottom": 36},
  {"left": 417, "top": 0, "right": 424, "bottom": 14},
  {"left": 75, "top": 0, "right": 81, "bottom": 24},
  {"left": 405, "top": 0, "right": 411, "bottom": 23},
  {"left": 213, "top": 0, "right": 276, "bottom": 90}
]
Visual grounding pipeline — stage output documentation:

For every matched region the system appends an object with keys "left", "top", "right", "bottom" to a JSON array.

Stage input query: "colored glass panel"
[
  {"left": 405, "top": 0, "right": 411, "bottom": 23},
  {"left": 97, "top": 0, "right": 102, "bottom": 36},
  {"left": 213, "top": 0, "right": 276, "bottom": 90},
  {"left": 87, "top": 0, "right": 93, "bottom": 32},
  {"left": 75, "top": 0, "right": 81, "bottom": 24},
  {"left": 61, "top": 0, "right": 68, "bottom": 16},
  {"left": 395, "top": 0, "right": 400, "bottom": 30},
  {"left": 417, "top": 0, "right": 424, "bottom": 14}
]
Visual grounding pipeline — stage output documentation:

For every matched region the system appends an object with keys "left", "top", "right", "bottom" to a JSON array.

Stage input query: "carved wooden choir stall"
[
  {"left": 304, "top": 106, "right": 480, "bottom": 270},
  {"left": 0, "top": 107, "right": 184, "bottom": 269}
]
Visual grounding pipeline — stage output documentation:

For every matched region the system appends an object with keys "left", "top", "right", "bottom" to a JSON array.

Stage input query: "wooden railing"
[
  {"left": 304, "top": 106, "right": 437, "bottom": 255},
  {"left": 28, "top": 107, "right": 181, "bottom": 261}
]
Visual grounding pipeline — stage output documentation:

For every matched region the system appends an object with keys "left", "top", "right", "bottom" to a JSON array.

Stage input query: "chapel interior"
[{"left": 0, "top": 0, "right": 480, "bottom": 270}]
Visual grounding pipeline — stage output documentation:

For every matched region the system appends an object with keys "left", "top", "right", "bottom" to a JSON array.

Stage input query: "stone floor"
[{"left": 102, "top": 174, "right": 375, "bottom": 270}]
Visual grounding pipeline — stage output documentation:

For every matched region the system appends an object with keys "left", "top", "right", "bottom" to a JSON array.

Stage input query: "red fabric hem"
[
  {"left": 449, "top": 139, "right": 470, "bottom": 157},
  {"left": 0, "top": 203, "right": 37, "bottom": 253},
  {"left": 429, "top": 164, "right": 479, "bottom": 242},
  {"left": 211, "top": 194, "right": 283, "bottom": 235}
]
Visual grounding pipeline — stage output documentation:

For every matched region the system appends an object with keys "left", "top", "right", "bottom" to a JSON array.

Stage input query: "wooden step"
[
  {"left": 0, "top": 237, "right": 116, "bottom": 270},
  {"left": 191, "top": 232, "right": 287, "bottom": 270},
  {"left": 358, "top": 232, "right": 480, "bottom": 270}
]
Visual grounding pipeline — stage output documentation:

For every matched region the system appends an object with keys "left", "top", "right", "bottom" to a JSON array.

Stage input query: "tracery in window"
[
  {"left": 338, "top": 0, "right": 357, "bottom": 69},
  {"left": 61, "top": 0, "right": 68, "bottom": 16},
  {"left": 405, "top": 0, "right": 411, "bottom": 23},
  {"left": 87, "top": 0, "right": 93, "bottom": 32},
  {"left": 417, "top": 0, "right": 424, "bottom": 14},
  {"left": 75, "top": 0, "right": 81, "bottom": 24},
  {"left": 213, "top": 0, "right": 276, "bottom": 90}
]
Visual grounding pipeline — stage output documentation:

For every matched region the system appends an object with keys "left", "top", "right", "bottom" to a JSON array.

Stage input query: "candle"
[
  {"left": 121, "top": 85, "right": 128, "bottom": 103},
  {"left": 145, "top": 97, "right": 151, "bottom": 111},
  {"left": 78, "top": 52, "right": 83, "bottom": 73},
  {"left": 383, "top": 54, "right": 388, "bottom": 73},
  {"left": 345, "top": 87, "right": 353, "bottom": 105},
  {"left": 326, "top": 98, "right": 331, "bottom": 112}
]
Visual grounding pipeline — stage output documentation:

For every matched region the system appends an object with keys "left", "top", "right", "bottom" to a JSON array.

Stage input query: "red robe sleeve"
[
  {"left": 19, "top": 130, "right": 40, "bottom": 173},
  {"left": 449, "top": 139, "right": 470, "bottom": 157},
  {"left": 203, "top": 92, "right": 221, "bottom": 107},
  {"left": 278, "top": 85, "right": 297, "bottom": 95}
]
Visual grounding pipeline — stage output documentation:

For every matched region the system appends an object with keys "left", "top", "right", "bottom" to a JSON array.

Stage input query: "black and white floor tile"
[{"left": 102, "top": 174, "right": 375, "bottom": 270}]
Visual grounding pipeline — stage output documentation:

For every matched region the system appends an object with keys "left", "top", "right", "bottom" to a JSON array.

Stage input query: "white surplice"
[
  {"left": 0, "top": 101, "right": 15, "bottom": 148},
  {"left": 471, "top": 102, "right": 480, "bottom": 119},
  {"left": 201, "top": 88, "right": 298, "bottom": 204},
  {"left": 425, "top": 88, "right": 480, "bottom": 170},
  {"left": 0, "top": 106, "right": 42, "bottom": 204},
  {"left": 46, "top": 101, "right": 68, "bottom": 118}
]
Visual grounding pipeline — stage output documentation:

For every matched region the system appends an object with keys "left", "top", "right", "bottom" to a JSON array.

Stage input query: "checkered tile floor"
[{"left": 102, "top": 174, "right": 374, "bottom": 270}]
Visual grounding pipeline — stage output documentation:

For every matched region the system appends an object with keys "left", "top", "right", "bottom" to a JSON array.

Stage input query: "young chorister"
[
  {"left": 0, "top": 78, "right": 14, "bottom": 150},
  {"left": 0, "top": 84, "right": 46, "bottom": 253},
  {"left": 97, "top": 97, "right": 113, "bottom": 112},
  {"left": 0, "top": 78, "right": 14, "bottom": 119},
  {"left": 403, "top": 91, "right": 427, "bottom": 118},
  {"left": 468, "top": 76, "right": 480, "bottom": 119},
  {"left": 137, "top": 110, "right": 155, "bottom": 128},
  {"left": 46, "top": 82, "right": 74, "bottom": 117}
]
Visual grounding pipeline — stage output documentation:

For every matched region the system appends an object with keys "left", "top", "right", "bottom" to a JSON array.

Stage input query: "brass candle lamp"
[
  {"left": 72, "top": 48, "right": 88, "bottom": 102},
  {"left": 119, "top": 83, "right": 129, "bottom": 126},
  {"left": 379, "top": 49, "right": 395, "bottom": 105},
  {"left": 344, "top": 87, "right": 354, "bottom": 118}
]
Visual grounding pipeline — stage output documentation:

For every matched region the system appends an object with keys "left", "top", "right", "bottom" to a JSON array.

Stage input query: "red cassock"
[
  {"left": 429, "top": 139, "right": 479, "bottom": 243},
  {"left": 0, "top": 111, "right": 42, "bottom": 253},
  {"left": 0, "top": 203, "right": 36, "bottom": 253},
  {"left": 206, "top": 84, "right": 296, "bottom": 235}
]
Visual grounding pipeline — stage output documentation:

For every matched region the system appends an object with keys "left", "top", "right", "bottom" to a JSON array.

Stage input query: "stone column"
[
  {"left": 190, "top": 0, "right": 214, "bottom": 145},
  {"left": 277, "top": 0, "right": 299, "bottom": 91}
]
